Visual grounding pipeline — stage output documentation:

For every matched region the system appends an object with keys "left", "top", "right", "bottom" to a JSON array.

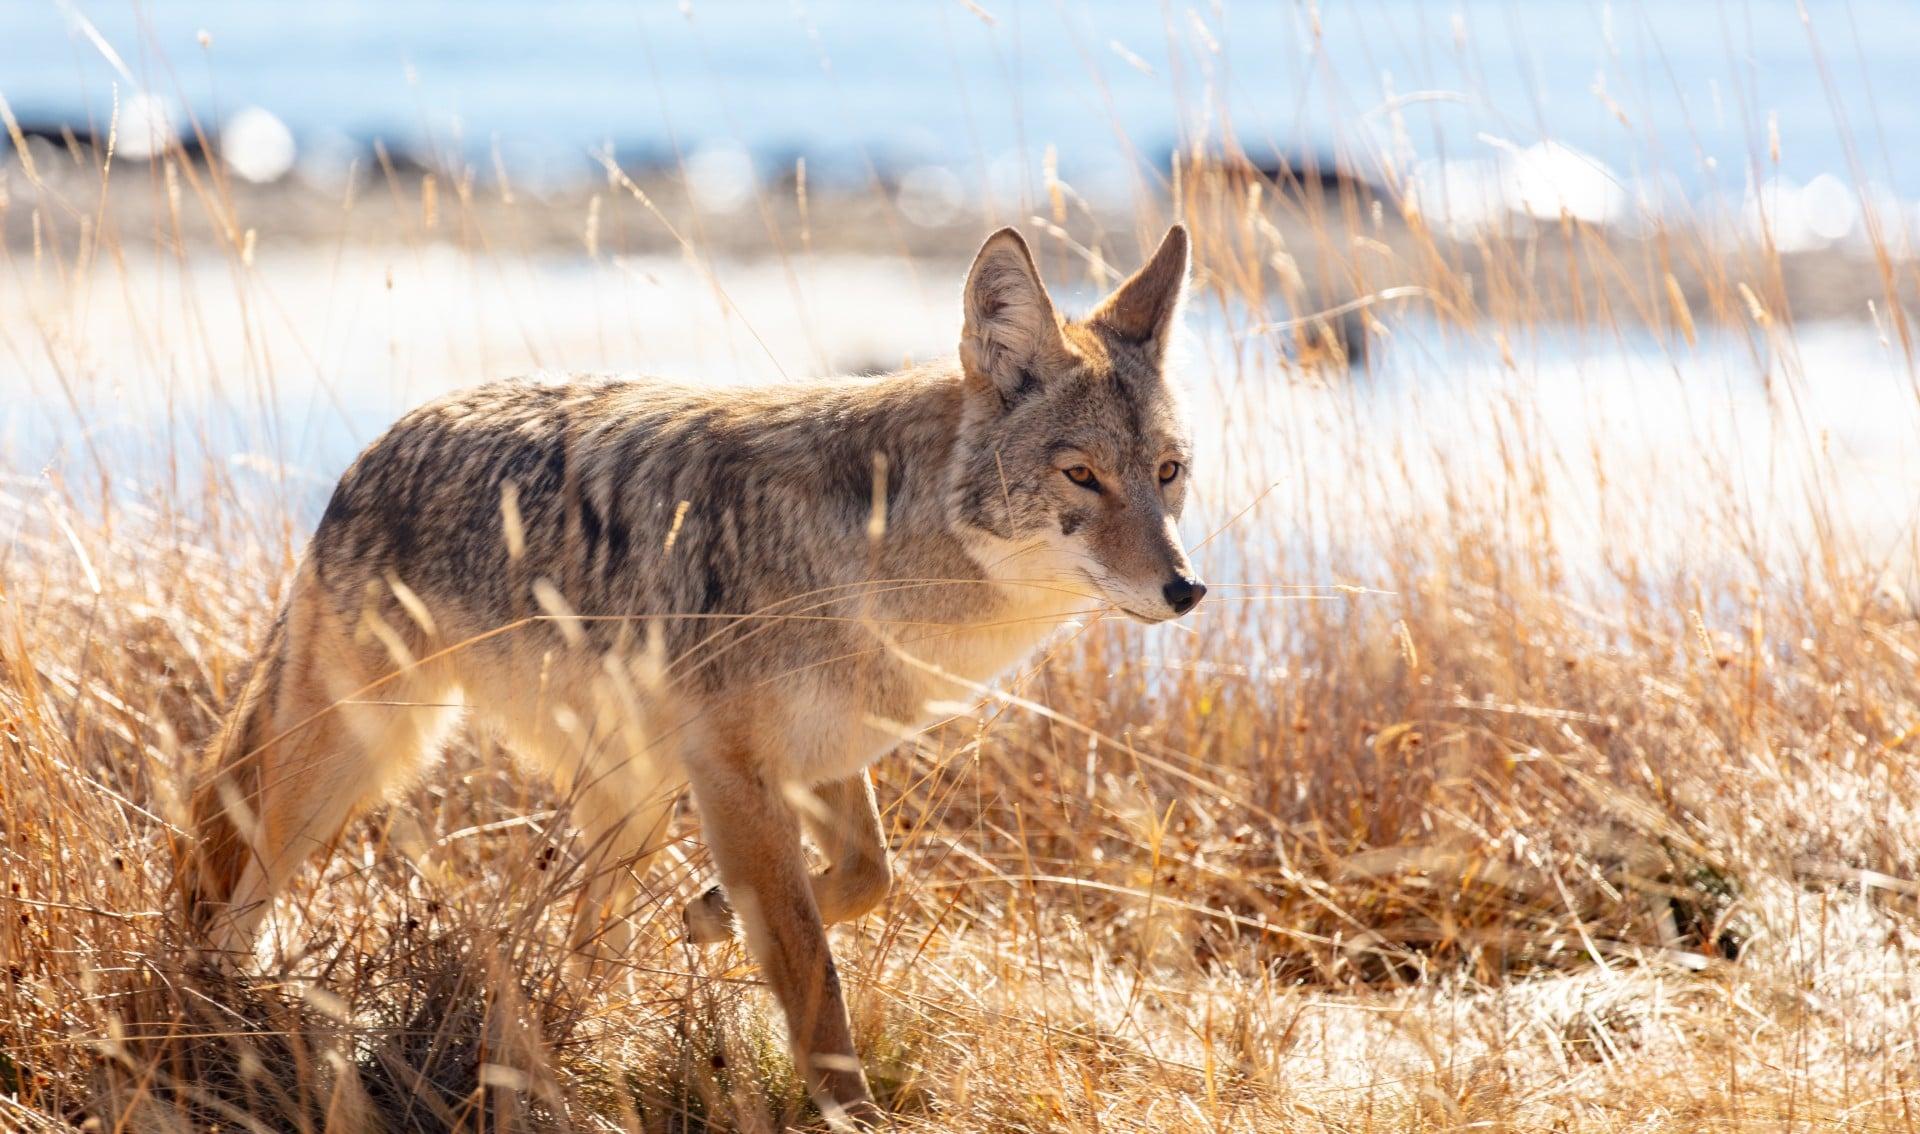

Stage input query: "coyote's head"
[{"left": 951, "top": 224, "right": 1205, "bottom": 623}]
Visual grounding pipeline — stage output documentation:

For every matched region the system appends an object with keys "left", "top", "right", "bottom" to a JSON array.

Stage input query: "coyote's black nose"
[{"left": 1163, "top": 577, "right": 1207, "bottom": 616}]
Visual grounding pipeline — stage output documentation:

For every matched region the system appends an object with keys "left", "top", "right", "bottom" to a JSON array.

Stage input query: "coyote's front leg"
[
  {"left": 688, "top": 752, "right": 880, "bottom": 1128},
  {"left": 798, "top": 771, "right": 893, "bottom": 925},
  {"left": 685, "top": 769, "right": 892, "bottom": 944}
]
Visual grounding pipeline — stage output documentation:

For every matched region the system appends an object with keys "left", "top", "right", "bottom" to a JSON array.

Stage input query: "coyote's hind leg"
[{"left": 190, "top": 580, "right": 459, "bottom": 955}]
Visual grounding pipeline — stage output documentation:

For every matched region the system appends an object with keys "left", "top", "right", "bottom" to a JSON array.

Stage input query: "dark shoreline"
[{"left": 5, "top": 150, "right": 1917, "bottom": 332}]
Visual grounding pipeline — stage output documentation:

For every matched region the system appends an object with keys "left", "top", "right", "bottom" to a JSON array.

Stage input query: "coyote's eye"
[
  {"left": 1063, "top": 466, "right": 1100, "bottom": 491},
  {"left": 1158, "top": 460, "right": 1182, "bottom": 485}
]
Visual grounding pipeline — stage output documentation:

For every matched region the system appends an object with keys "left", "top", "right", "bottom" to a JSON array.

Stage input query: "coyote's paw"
[
  {"left": 683, "top": 884, "right": 738, "bottom": 945},
  {"left": 823, "top": 1095, "right": 885, "bottom": 1131}
]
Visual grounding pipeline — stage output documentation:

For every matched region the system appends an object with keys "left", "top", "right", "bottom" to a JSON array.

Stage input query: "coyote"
[{"left": 182, "top": 225, "right": 1205, "bottom": 1125}]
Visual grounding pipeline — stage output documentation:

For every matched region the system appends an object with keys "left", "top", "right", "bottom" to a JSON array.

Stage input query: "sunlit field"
[{"left": 6, "top": 3, "right": 1920, "bottom": 1131}]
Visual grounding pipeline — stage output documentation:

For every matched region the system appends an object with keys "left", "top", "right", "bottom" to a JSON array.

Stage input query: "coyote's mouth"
[{"left": 1071, "top": 568, "right": 1159, "bottom": 624}]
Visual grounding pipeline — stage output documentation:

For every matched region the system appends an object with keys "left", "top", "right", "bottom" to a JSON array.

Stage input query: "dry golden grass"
[{"left": 6, "top": 34, "right": 1920, "bottom": 1133}]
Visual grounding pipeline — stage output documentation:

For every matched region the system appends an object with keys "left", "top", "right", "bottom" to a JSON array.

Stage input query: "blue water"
[{"left": 4, "top": 0, "right": 1919, "bottom": 199}]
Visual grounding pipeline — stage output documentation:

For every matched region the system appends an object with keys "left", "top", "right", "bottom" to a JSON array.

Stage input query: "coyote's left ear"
[{"left": 1089, "top": 224, "right": 1189, "bottom": 357}]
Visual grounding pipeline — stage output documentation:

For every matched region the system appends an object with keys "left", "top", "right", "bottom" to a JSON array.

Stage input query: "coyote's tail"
[{"left": 177, "top": 611, "right": 289, "bottom": 933}]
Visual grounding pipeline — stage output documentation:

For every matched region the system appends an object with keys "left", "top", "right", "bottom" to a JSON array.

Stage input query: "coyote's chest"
[
  {"left": 921, "top": 582, "right": 1082, "bottom": 685},
  {"left": 769, "top": 574, "right": 1084, "bottom": 784},
  {"left": 870, "top": 573, "right": 1087, "bottom": 732}
]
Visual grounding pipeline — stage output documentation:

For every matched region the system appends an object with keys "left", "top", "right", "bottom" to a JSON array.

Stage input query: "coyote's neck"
[{"left": 816, "top": 365, "right": 1083, "bottom": 665}]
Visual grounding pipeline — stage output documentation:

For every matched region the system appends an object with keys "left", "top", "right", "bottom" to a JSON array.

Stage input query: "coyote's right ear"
[{"left": 960, "top": 227, "right": 1065, "bottom": 404}]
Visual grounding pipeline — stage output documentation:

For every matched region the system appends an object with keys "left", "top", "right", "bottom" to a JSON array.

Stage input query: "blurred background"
[
  {"left": 8, "top": 1, "right": 1920, "bottom": 583},
  {"left": 7, "top": 1, "right": 1918, "bottom": 214}
]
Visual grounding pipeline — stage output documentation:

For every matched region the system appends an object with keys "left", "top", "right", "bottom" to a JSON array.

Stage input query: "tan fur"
[{"left": 178, "top": 226, "right": 1204, "bottom": 1125}]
